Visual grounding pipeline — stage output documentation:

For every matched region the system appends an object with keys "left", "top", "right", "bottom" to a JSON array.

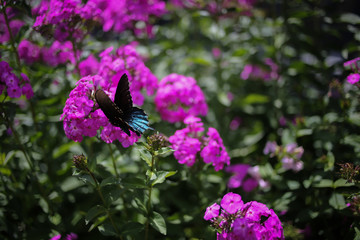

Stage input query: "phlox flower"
[
  {"left": 84, "top": 0, "right": 166, "bottom": 37},
  {"left": 226, "top": 164, "right": 270, "bottom": 192},
  {"left": 264, "top": 141, "right": 304, "bottom": 172},
  {"left": 205, "top": 193, "right": 284, "bottom": 240},
  {"left": 241, "top": 58, "right": 278, "bottom": 81},
  {"left": 97, "top": 43, "right": 158, "bottom": 106},
  {"left": 0, "top": 61, "right": 34, "bottom": 99},
  {"left": 204, "top": 203, "right": 220, "bottom": 220},
  {"left": 18, "top": 40, "right": 41, "bottom": 64},
  {"left": 169, "top": 116, "right": 230, "bottom": 171},
  {"left": 155, "top": 74, "right": 208, "bottom": 123},
  {"left": 0, "top": 8, "right": 24, "bottom": 43},
  {"left": 33, "top": 0, "right": 93, "bottom": 42},
  {"left": 60, "top": 75, "right": 140, "bottom": 146},
  {"left": 347, "top": 73, "right": 360, "bottom": 85}
]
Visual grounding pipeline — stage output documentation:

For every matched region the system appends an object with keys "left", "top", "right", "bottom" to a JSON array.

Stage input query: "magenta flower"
[
  {"left": 263, "top": 141, "right": 277, "bottom": 155},
  {"left": 84, "top": 0, "right": 166, "bottom": 37},
  {"left": 18, "top": 40, "right": 41, "bottom": 64},
  {"left": 344, "top": 57, "right": 360, "bottom": 72},
  {"left": 79, "top": 54, "right": 99, "bottom": 77},
  {"left": 220, "top": 192, "right": 243, "bottom": 214},
  {"left": 229, "top": 116, "right": 241, "bottom": 130},
  {"left": 205, "top": 193, "right": 284, "bottom": 240},
  {"left": 347, "top": 73, "right": 360, "bottom": 85},
  {"left": 0, "top": 61, "right": 33, "bottom": 99},
  {"left": 241, "top": 58, "right": 278, "bottom": 81},
  {"left": 0, "top": 8, "right": 24, "bottom": 43},
  {"left": 201, "top": 128, "right": 230, "bottom": 171},
  {"left": 60, "top": 75, "right": 140, "bottom": 146},
  {"left": 264, "top": 141, "right": 304, "bottom": 172},
  {"left": 155, "top": 74, "right": 208, "bottom": 123},
  {"left": 49, "top": 233, "right": 78, "bottom": 240},
  {"left": 204, "top": 203, "right": 220, "bottom": 220},
  {"left": 33, "top": 0, "right": 93, "bottom": 42},
  {"left": 96, "top": 43, "right": 158, "bottom": 106},
  {"left": 169, "top": 116, "right": 230, "bottom": 171},
  {"left": 41, "top": 41, "right": 77, "bottom": 66}
]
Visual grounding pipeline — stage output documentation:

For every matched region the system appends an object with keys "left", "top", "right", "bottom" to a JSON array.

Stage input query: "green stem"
[
  {"left": 108, "top": 144, "right": 119, "bottom": 178},
  {"left": 86, "top": 167, "right": 122, "bottom": 239},
  {"left": 145, "top": 152, "right": 157, "bottom": 240},
  {"left": 1, "top": 1, "right": 21, "bottom": 70},
  {"left": 0, "top": 103, "right": 34, "bottom": 170},
  {"left": 70, "top": 36, "right": 80, "bottom": 75}
]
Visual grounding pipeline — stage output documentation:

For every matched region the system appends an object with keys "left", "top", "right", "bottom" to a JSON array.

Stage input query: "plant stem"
[
  {"left": 86, "top": 167, "right": 122, "bottom": 239},
  {"left": 108, "top": 144, "right": 119, "bottom": 178},
  {"left": 1, "top": 1, "right": 21, "bottom": 70},
  {"left": 0, "top": 103, "right": 34, "bottom": 170},
  {"left": 145, "top": 152, "right": 157, "bottom": 240}
]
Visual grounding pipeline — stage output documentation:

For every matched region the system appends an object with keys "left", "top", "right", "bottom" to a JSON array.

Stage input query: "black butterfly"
[{"left": 95, "top": 73, "right": 152, "bottom": 136}]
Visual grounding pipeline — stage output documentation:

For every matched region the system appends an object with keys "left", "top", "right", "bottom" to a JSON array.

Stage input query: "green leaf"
[
  {"left": 134, "top": 197, "right": 148, "bottom": 216},
  {"left": 333, "top": 178, "right": 354, "bottom": 188},
  {"left": 156, "top": 147, "right": 174, "bottom": 157},
  {"left": 122, "top": 177, "right": 147, "bottom": 189},
  {"left": 89, "top": 215, "right": 107, "bottom": 232},
  {"left": 120, "top": 222, "right": 144, "bottom": 235},
  {"left": 139, "top": 149, "right": 152, "bottom": 167},
  {"left": 329, "top": 193, "right": 347, "bottom": 210},
  {"left": 77, "top": 174, "right": 96, "bottom": 187},
  {"left": 85, "top": 205, "right": 107, "bottom": 225},
  {"left": 150, "top": 211, "right": 167, "bottom": 235},
  {"left": 243, "top": 94, "right": 269, "bottom": 104},
  {"left": 355, "top": 227, "right": 360, "bottom": 240},
  {"left": 151, "top": 171, "right": 177, "bottom": 186},
  {"left": 340, "top": 13, "right": 360, "bottom": 24},
  {"left": 98, "top": 223, "right": 118, "bottom": 236},
  {"left": 100, "top": 176, "right": 120, "bottom": 187},
  {"left": 314, "top": 179, "right": 333, "bottom": 188}
]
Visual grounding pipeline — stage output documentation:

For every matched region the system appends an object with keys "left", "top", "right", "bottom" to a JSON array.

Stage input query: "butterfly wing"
[
  {"left": 95, "top": 89, "right": 134, "bottom": 136},
  {"left": 97, "top": 73, "right": 153, "bottom": 137},
  {"left": 114, "top": 73, "right": 133, "bottom": 114},
  {"left": 124, "top": 107, "right": 153, "bottom": 136}
]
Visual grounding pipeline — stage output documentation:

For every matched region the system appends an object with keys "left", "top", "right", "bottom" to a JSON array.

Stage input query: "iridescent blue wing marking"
[{"left": 95, "top": 73, "right": 152, "bottom": 137}]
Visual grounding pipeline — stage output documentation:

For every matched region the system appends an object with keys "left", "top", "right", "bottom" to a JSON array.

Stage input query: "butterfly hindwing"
[{"left": 114, "top": 73, "right": 133, "bottom": 114}]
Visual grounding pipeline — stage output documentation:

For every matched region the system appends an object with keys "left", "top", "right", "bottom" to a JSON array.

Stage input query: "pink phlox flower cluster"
[
  {"left": 155, "top": 73, "right": 208, "bottom": 123},
  {"left": 226, "top": 164, "right": 270, "bottom": 192},
  {"left": 0, "top": 61, "right": 33, "bottom": 99},
  {"left": 79, "top": 54, "right": 100, "bottom": 77},
  {"left": 264, "top": 141, "right": 304, "bottom": 172},
  {"left": 33, "top": 0, "right": 93, "bottom": 42},
  {"left": 0, "top": 8, "right": 24, "bottom": 43},
  {"left": 60, "top": 75, "right": 140, "bottom": 146},
  {"left": 96, "top": 43, "right": 158, "bottom": 106},
  {"left": 169, "top": 116, "right": 230, "bottom": 171},
  {"left": 205, "top": 192, "right": 284, "bottom": 240},
  {"left": 18, "top": 39, "right": 76, "bottom": 66},
  {"left": 344, "top": 57, "right": 360, "bottom": 85},
  {"left": 241, "top": 58, "right": 279, "bottom": 81},
  {"left": 49, "top": 233, "right": 78, "bottom": 240},
  {"left": 201, "top": 127, "right": 231, "bottom": 171},
  {"left": 83, "top": 0, "right": 166, "bottom": 37}
]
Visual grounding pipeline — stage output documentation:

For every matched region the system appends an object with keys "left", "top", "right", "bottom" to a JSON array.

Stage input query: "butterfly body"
[{"left": 95, "top": 74, "right": 152, "bottom": 136}]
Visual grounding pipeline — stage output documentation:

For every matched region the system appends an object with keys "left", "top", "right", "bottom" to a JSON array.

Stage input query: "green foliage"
[{"left": 1, "top": 0, "right": 360, "bottom": 239}]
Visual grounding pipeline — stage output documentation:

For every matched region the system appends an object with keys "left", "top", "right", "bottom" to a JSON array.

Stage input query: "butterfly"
[{"left": 95, "top": 73, "right": 152, "bottom": 137}]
